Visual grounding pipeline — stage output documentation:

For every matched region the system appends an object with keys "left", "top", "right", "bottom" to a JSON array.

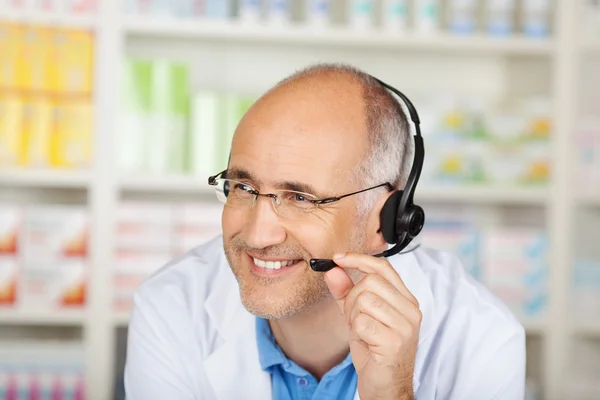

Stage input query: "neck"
[{"left": 268, "top": 299, "right": 349, "bottom": 380}]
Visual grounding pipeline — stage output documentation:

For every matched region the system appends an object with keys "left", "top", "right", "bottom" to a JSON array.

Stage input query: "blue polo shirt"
[{"left": 255, "top": 317, "right": 358, "bottom": 400}]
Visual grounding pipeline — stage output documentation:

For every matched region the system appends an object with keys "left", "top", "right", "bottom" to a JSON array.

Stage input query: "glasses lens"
[
  {"left": 275, "top": 190, "right": 318, "bottom": 218},
  {"left": 215, "top": 179, "right": 256, "bottom": 207}
]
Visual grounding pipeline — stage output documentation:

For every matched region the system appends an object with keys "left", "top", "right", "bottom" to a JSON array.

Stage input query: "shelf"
[
  {"left": 0, "top": 169, "right": 90, "bottom": 189},
  {"left": 114, "top": 311, "right": 131, "bottom": 328},
  {"left": 120, "top": 174, "right": 210, "bottom": 194},
  {"left": 0, "top": 309, "right": 85, "bottom": 326},
  {"left": 582, "top": 39, "right": 600, "bottom": 54},
  {"left": 125, "top": 18, "right": 554, "bottom": 56},
  {"left": 522, "top": 318, "right": 550, "bottom": 335},
  {"left": 572, "top": 321, "right": 600, "bottom": 337},
  {"left": 577, "top": 191, "right": 600, "bottom": 207},
  {"left": 0, "top": 10, "right": 97, "bottom": 29},
  {"left": 416, "top": 186, "right": 549, "bottom": 205}
]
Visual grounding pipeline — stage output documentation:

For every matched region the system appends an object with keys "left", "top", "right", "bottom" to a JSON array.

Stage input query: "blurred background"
[{"left": 0, "top": 0, "right": 598, "bottom": 399}]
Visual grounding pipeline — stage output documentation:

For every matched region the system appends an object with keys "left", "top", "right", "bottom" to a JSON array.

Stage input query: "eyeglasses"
[{"left": 208, "top": 170, "right": 393, "bottom": 219}]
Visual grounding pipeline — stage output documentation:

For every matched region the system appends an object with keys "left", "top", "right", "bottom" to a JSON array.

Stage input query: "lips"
[{"left": 252, "top": 257, "right": 302, "bottom": 270}]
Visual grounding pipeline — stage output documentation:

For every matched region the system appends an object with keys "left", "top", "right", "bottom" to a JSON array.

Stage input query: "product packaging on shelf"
[
  {"left": 0, "top": 206, "right": 20, "bottom": 254},
  {"left": 48, "top": 27, "right": 94, "bottom": 95},
  {"left": 50, "top": 97, "right": 93, "bottom": 169},
  {"left": 576, "top": 117, "right": 600, "bottom": 190},
  {"left": 118, "top": 58, "right": 152, "bottom": 173},
  {"left": 572, "top": 259, "right": 600, "bottom": 321},
  {"left": 0, "top": 341, "right": 85, "bottom": 399},
  {"left": 19, "top": 207, "right": 88, "bottom": 309},
  {"left": 113, "top": 249, "right": 173, "bottom": 311},
  {"left": 19, "top": 95, "right": 54, "bottom": 168},
  {"left": 116, "top": 202, "right": 174, "bottom": 251},
  {"left": 0, "top": 256, "right": 18, "bottom": 305},
  {"left": 482, "top": 228, "right": 549, "bottom": 319},
  {"left": 0, "top": 93, "right": 23, "bottom": 166},
  {"left": 172, "top": 202, "right": 223, "bottom": 255},
  {"left": 190, "top": 90, "right": 220, "bottom": 177},
  {"left": 418, "top": 217, "right": 481, "bottom": 280}
]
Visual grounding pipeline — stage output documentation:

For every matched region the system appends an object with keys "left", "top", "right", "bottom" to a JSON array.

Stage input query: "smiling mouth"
[{"left": 251, "top": 257, "right": 303, "bottom": 270}]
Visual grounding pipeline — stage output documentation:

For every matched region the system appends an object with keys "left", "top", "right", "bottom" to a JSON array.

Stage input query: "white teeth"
[{"left": 253, "top": 257, "right": 299, "bottom": 270}]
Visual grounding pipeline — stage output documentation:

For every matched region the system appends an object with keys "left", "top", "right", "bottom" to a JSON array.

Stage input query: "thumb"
[{"left": 323, "top": 266, "right": 355, "bottom": 312}]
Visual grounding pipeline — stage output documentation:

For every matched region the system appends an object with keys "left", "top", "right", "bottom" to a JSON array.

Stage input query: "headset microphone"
[{"left": 309, "top": 77, "right": 425, "bottom": 273}]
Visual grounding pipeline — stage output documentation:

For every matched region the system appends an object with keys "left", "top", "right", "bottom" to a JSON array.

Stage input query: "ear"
[{"left": 365, "top": 190, "right": 396, "bottom": 253}]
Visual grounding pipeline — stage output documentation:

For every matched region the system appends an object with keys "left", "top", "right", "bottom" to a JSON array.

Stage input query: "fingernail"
[{"left": 333, "top": 253, "right": 345, "bottom": 259}]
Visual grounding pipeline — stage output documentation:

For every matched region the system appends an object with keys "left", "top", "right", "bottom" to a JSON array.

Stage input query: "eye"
[
  {"left": 293, "top": 193, "right": 308, "bottom": 202},
  {"left": 234, "top": 183, "right": 255, "bottom": 194},
  {"left": 281, "top": 191, "right": 315, "bottom": 210}
]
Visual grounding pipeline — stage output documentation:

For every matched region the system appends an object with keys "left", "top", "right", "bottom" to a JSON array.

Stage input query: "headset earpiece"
[
  {"left": 399, "top": 204, "right": 425, "bottom": 239},
  {"left": 380, "top": 191, "right": 403, "bottom": 244}
]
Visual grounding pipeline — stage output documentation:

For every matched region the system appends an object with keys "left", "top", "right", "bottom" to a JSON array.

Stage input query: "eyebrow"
[{"left": 225, "top": 167, "right": 324, "bottom": 198}]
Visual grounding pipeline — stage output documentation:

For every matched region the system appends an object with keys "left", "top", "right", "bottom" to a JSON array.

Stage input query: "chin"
[{"left": 238, "top": 276, "right": 331, "bottom": 320}]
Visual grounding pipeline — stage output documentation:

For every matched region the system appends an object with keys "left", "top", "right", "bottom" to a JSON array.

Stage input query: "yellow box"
[
  {"left": 16, "top": 25, "right": 53, "bottom": 92},
  {"left": 19, "top": 96, "right": 53, "bottom": 167},
  {"left": 50, "top": 98, "right": 93, "bottom": 168},
  {"left": 48, "top": 28, "right": 94, "bottom": 95},
  {"left": 0, "top": 93, "right": 24, "bottom": 167},
  {"left": 0, "top": 22, "right": 20, "bottom": 90}
]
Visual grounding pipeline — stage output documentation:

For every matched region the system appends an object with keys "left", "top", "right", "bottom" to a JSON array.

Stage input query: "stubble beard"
[{"left": 223, "top": 227, "right": 367, "bottom": 320}]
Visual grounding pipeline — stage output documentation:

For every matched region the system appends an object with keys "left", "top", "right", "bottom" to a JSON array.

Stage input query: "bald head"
[{"left": 277, "top": 64, "right": 411, "bottom": 211}]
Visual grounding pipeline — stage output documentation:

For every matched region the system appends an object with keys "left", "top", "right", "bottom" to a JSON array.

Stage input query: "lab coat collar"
[{"left": 202, "top": 248, "right": 435, "bottom": 400}]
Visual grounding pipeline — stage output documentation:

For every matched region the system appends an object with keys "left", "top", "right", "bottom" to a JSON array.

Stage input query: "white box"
[
  {"left": 482, "top": 229, "right": 549, "bottom": 318},
  {"left": 0, "top": 256, "right": 17, "bottom": 305},
  {"left": 113, "top": 250, "right": 172, "bottom": 310},
  {"left": 116, "top": 202, "right": 174, "bottom": 251},
  {"left": 19, "top": 257, "right": 86, "bottom": 309},
  {"left": 0, "top": 206, "right": 20, "bottom": 254},
  {"left": 20, "top": 207, "right": 88, "bottom": 265},
  {"left": 173, "top": 202, "right": 222, "bottom": 255}
]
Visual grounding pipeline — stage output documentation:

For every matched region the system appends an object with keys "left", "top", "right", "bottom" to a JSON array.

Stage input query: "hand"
[{"left": 324, "top": 252, "right": 422, "bottom": 400}]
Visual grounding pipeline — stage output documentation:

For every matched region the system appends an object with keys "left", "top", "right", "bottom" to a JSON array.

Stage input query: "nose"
[{"left": 242, "top": 194, "right": 286, "bottom": 250}]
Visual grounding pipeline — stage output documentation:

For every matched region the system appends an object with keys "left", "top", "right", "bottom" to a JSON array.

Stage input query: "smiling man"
[{"left": 124, "top": 63, "right": 526, "bottom": 400}]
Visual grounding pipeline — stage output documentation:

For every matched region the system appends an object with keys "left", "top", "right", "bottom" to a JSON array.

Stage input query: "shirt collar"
[{"left": 255, "top": 317, "right": 289, "bottom": 371}]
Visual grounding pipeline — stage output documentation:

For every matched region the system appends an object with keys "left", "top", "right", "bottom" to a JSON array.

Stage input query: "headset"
[{"left": 309, "top": 76, "right": 426, "bottom": 272}]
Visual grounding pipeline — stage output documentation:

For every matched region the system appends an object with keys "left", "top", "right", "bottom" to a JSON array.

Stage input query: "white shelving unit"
[
  {"left": 0, "top": 169, "right": 91, "bottom": 189},
  {"left": 0, "top": 309, "right": 85, "bottom": 326},
  {"left": 1, "top": 1, "right": 598, "bottom": 400}
]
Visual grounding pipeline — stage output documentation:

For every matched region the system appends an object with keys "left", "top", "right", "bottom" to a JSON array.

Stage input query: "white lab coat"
[{"left": 124, "top": 235, "right": 526, "bottom": 400}]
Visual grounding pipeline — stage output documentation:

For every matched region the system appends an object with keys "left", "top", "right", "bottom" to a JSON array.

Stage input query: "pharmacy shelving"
[
  {"left": 119, "top": 174, "right": 209, "bottom": 194},
  {"left": 0, "top": 309, "right": 85, "bottom": 326},
  {"left": 0, "top": 1, "right": 592, "bottom": 400},
  {"left": 0, "top": 169, "right": 91, "bottom": 189},
  {"left": 0, "top": 10, "right": 97, "bottom": 29},
  {"left": 417, "top": 186, "right": 549, "bottom": 205},
  {"left": 577, "top": 191, "right": 600, "bottom": 207},
  {"left": 113, "top": 311, "right": 131, "bottom": 328},
  {"left": 572, "top": 321, "right": 600, "bottom": 337},
  {"left": 124, "top": 18, "right": 555, "bottom": 56}
]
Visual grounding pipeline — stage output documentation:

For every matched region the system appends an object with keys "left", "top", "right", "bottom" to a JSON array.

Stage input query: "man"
[{"left": 124, "top": 63, "right": 525, "bottom": 400}]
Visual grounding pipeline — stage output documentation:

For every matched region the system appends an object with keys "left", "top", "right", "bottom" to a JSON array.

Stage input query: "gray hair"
[{"left": 274, "top": 63, "right": 413, "bottom": 215}]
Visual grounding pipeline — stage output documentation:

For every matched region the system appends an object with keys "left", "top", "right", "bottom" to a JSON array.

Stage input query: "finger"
[
  {"left": 333, "top": 252, "right": 418, "bottom": 307},
  {"left": 323, "top": 266, "right": 355, "bottom": 314},
  {"left": 351, "top": 312, "right": 394, "bottom": 354},
  {"left": 344, "top": 274, "right": 421, "bottom": 326},
  {"left": 349, "top": 291, "right": 412, "bottom": 332}
]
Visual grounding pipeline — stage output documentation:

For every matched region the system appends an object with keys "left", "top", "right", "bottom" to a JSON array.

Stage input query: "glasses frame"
[{"left": 207, "top": 169, "right": 393, "bottom": 207}]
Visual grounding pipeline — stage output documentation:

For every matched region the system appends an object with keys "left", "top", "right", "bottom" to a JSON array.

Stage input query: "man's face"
[{"left": 222, "top": 78, "right": 372, "bottom": 320}]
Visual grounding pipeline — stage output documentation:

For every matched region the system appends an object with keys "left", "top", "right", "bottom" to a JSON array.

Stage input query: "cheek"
[
  {"left": 288, "top": 210, "right": 355, "bottom": 256},
  {"left": 222, "top": 207, "right": 245, "bottom": 237}
]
